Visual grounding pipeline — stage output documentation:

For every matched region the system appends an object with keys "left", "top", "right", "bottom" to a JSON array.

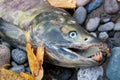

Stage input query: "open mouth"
[{"left": 62, "top": 43, "right": 110, "bottom": 64}]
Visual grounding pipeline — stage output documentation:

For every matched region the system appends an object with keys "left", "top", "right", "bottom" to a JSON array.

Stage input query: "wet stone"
[
  {"left": 104, "top": 0, "right": 119, "bottom": 14},
  {"left": 98, "top": 32, "right": 109, "bottom": 41},
  {"left": 102, "top": 18, "right": 111, "bottom": 23},
  {"left": 0, "top": 45, "right": 10, "bottom": 67},
  {"left": 90, "top": 32, "right": 97, "bottom": 37},
  {"left": 98, "top": 22, "right": 114, "bottom": 31},
  {"left": 86, "top": 17, "right": 100, "bottom": 31},
  {"left": 11, "top": 61, "right": 18, "bottom": 67},
  {"left": 106, "top": 47, "right": 120, "bottom": 80},
  {"left": 10, "top": 65, "right": 25, "bottom": 73},
  {"left": 11, "top": 49, "right": 27, "bottom": 64},
  {"left": 25, "top": 67, "right": 30, "bottom": 72},
  {"left": 25, "top": 67, "right": 31, "bottom": 75},
  {"left": 108, "top": 31, "right": 115, "bottom": 37},
  {"left": 85, "top": 0, "right": 103, "bottom": 13},
  {"left": 107, "top": 32, "right": 120, "bottom": 48},
  {"left": 112, "top": 32, "right": 120, "bottom": 46},
  {"left": 100, "top": 13, "right": 111, "bottom": 23},
  {"left": 43, "top": 64, "right": 75, "bottom": 80},
  {"left": 24, "top": 62, "right": 29, "bottom": 67},
  {"left": 77, "top": 66, "right": 103, "bottom": 80},
  {"left": 73, "top": 6, "right": 87, "bottom": 24},
  {"left": 114, "top": 20, "right": 120, "bottom": 31},
  {"left": 76, "top": 0, "right": 90, "bottom": 7}
]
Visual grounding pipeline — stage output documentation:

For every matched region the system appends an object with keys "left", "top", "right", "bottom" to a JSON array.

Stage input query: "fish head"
[{"left": 33, "top": 9, "right": 110, "bottom": 68}]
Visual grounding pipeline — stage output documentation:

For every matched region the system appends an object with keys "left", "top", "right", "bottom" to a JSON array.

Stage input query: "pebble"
[
  {"left": 25, "top": 67, "right": 30, "bottom": 72},
  {"left": 106, "top": 47, "right": 120, "bottom": 80},
  {"left": 43, "top": 64, "right": 75, "bottom": 80},
  {"left": 73, "top": 6, "right": 87, "bottom": 24},
  {"left": 100, "top": 13, "right": 111, "bottom": 23},
  {"left": 77, "top": 66, "right": 103, "bottom": 80},
  {"left": 57, "top": 69, "right": 73, "bottom": 80},
  {"left": 0, "top": 45, "right": 10, "bottom": 67},
  {"left": 90, "top": 32, "right": 97, "bottom": 37},
  {"left": 11, "top": 61, "right": 18, "bottom": 67},
  {"left": 112, "top": 32, "right": 120, "bottom": 46},
  {"left": 98, "top": 22, "right": 115, "bottom": 31},
  {"left": 85, "top": 0, "right": 103, "bottom": 13},
  {"left": 11, "top": 49, "right": 27, "bottom": 64},
  {"left": 76, "top": 0, "right": 90, "bottom": 7},
  {"left": 104, "top": 0, "right": 119, "bottom": 14},
  {"left": 101, "top": 18, "right": 111, "bottom": 23},
  {"left": 24, "top": 62, "right": 29, "bottom": 67},
  {"left": 98, "top": 32, "right": 109, "bottom": 41},
  {"left": 86, "top": 17, "right": 100, "bottom": 31},
  {"left": 108, "top": 32, "right": 120, "bottom": 47},
  {"left": 108, "top": 31, "right": 115, "bottom": 37},
  {"left": 10, "top": 65, "right": 25, "bottom": 73},
  {"left": 25, "top": 67, "right": 31, "bottom": 74},
  {"left": 114, "top": 22, "right": 120, "bottom": 31}
]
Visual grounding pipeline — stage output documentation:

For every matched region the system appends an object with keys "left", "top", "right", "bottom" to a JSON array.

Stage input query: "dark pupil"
[{"left": 71, "top": 33, "right": 75, "bottom": 36}]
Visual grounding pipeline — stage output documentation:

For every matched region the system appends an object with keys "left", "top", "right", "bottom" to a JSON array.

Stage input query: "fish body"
[{"left": 0, "top": 0, "right": 109, "bottom": 68}]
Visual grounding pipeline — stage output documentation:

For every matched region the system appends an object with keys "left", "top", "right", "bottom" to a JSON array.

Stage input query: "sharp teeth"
[{"left": 91, "top": 52, "right": 103, "bottom": 62}]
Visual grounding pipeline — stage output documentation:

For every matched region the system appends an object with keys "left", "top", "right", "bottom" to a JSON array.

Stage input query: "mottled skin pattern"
[{"left": 0, "top": 0, "right": 109, "bottom": 68}]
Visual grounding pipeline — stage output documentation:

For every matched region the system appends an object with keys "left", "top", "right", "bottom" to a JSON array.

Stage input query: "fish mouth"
[{"left": 60, "top": 43, "right": 110, "bottom": 65}]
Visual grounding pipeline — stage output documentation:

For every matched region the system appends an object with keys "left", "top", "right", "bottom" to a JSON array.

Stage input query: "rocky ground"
[{"left": 0, "top": 0, "right": 120, "bottom": 80}]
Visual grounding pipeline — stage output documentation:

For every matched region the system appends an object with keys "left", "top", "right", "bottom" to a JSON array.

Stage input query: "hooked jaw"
[
  {"left": 44, "top": 40, "right": 110, "bottom": 68},
  {"left": 69, "top": 43, "right": 110, "bottom": 64}
]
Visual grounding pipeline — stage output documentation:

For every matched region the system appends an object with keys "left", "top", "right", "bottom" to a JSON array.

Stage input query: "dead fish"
[{"left": 0, "top": 0, "right": 110, "bottom": 68}]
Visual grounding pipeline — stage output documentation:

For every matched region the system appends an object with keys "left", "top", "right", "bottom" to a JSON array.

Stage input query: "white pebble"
[
  {"left": 77, "top": 66, "right": 103, "bottom": 80},
  {"left": 86, "top": 17, "right": 100, "bottom": 31},
  {"left": 90, "top": 32, "right": 97, "bottom": 37},
  {"left": 98, "top": 22, "right": 114, "bottom": 31},
  {"left": 73, "top": 7, "right": 87, "bottom": 24},
  {"left": 98, "top": 32, "right": 109, "bottom": 41},
  {"left": 77, "top": 0, "right": 90, "bottom": 6},
  {"left": 114, "top": 22, "right": 120, "bottom": 31}
]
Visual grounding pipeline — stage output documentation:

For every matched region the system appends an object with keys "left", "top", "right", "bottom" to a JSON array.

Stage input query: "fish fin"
[
  {"left": 0, "top": 19, "right": 26, "bottom": 49},
  {"left": 0, "top": 18, "right": 23, "bottom": 38}
]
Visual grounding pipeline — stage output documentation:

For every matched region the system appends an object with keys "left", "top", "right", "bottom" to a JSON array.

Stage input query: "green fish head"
[{"left": 32, "top": 9, "right": 110, "bottom": 68}]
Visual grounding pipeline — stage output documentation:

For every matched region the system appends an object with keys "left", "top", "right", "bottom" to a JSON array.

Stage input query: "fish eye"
[{"left": 68, "top": 31, "right": 77, "bottom": 38}]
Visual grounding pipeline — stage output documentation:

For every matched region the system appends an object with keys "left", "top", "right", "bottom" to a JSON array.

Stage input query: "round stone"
[
  {"left": 106, "top": 47, "right": 120, "bottom": 80},
  {"left": 98, "top": 22, "right": 114, "bottom": 31},
  {"left": 86, "top": 17, "right": 100, "bottom": 31},
  {"left": 11, "top": 49, "right": 27, "bottom": 64},
  {"left": 76, "top": 0, "right": 90, "bottom": 6},
  {"left": 85, "top": 0, "right": 103, "bottom": 13},
  {"left": 100, "top": 13, "right": 111, "bottom": 23},
  {"left": 25, "top": 67, "right": 30, "bottom": 72},
  {"left": 11, "top": 61, "right": 18, "bottom": 67},
  {"left": 98, "top": 32, "right": 109, "bottom": 41},
  {"left": 0, "top": 45, "right": 10, "bottom": 67},
  {"left": 25, "top": 67, "right": 31, "bottom": 75},
  {"left": 10, "top": 65, "right": 25, "bottom": 73},
  {"left": 90, "top": 32, "right": 97, "bottom": 37},
  {"left": 73, "top": 6, "right": 87, "bottom": 24},
  {"left": 77, "top": 66, "right": 103, "bottom": 80},
  {"left": 104, "top": 0, "right": 119, "bottom": 14}
]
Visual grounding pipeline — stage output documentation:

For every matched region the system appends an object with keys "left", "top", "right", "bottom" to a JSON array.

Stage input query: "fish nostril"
[{"left": 84, "top": 38, "right": 88, "bottom": 41}]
